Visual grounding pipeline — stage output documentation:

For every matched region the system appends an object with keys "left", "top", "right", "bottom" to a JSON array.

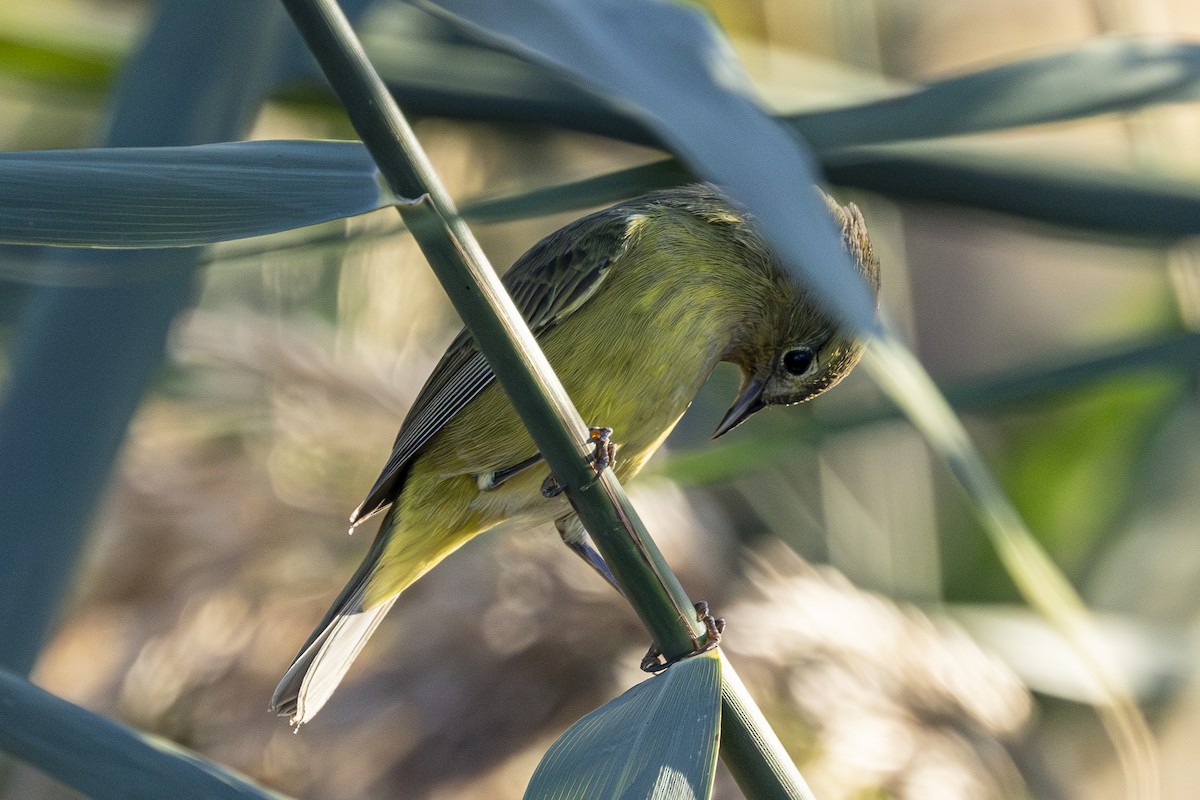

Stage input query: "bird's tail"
[{"left": 270, "top": 526, "right": 396, "bottom": 726}]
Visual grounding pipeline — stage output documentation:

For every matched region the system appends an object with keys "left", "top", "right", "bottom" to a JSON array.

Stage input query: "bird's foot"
[
  {"left": 640, "top": 601, "right": 726, "bottom": 673},
  {"left": 588, "top": 426, "right": 616, "bottom": 473},
  {"left": 541, "top": 426, "right": 617, "bottom": 498},
  {"left": 556, "top": 515, "right": 622, "bottom": 593},
  {"left": 540, "top": 476, "right": 563, "bottom": 497}
]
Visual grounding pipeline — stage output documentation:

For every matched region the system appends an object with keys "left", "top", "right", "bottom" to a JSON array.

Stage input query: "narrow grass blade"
[
  {"left": 460, "top": 142, "right": 1200, "bottom": 238},
  {"left": 791, "top": 36, "right": 1200, "bottom": 149},
  {"left": 949, "top": 604, "right": 1195, "bottom": 703},
  {"left": 863, "top": 329, "right": 1160, "bottom": 800},
  {"left": 825, "top": 142, "right": 1200, "bottom": 238},
  {"left": 460, "top": 161, "right": 689, "bottom": 224}
]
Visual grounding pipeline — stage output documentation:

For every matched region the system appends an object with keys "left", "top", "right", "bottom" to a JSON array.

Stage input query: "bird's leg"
[
  {"left": 555, "top": 514, "right": 623, "bottom": 594},
  {"left": 477, "top": 452, "right": 544, "bottom": 491},
  {"left": 541, "top": 426, "right": 617, "bottom": 497},
  {"left": 640, "top": 601, "right": 726, "bottom": 672}
]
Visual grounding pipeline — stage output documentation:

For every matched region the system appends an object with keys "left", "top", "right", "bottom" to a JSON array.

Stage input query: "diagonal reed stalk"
[{"left": 277, "top": 0, "right": 813, "bottom": 797}]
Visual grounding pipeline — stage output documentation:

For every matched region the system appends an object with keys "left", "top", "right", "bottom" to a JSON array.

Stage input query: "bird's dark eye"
[{"left": 782, "top": 348, "right": 815, "bottom": 376}]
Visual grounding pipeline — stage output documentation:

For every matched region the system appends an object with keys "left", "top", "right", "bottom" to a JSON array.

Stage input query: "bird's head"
[{"left": 713, "top": 193, "right": 880, "bottom": 438}]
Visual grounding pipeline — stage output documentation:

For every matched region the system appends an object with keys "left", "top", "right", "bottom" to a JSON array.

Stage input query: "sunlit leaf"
[
  {"left": 949, "top": 605, "right": 1193, "bottom": 703},
  {"left": 524, "top": 651, "right": 721, "bottom": 800},
  {"left": 1001, "top": 377, "right": 1180, "bottom": 575}
]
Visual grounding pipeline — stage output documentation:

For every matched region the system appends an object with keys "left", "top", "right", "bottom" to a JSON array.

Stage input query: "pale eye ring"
[{"left": 781, "top": 347, "right": 816, "bottom": 376}]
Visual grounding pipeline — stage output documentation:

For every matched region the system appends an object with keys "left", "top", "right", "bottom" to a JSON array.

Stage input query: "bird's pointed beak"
[{"left": 712, "top": 375, "right": 767, "bottom": 439}]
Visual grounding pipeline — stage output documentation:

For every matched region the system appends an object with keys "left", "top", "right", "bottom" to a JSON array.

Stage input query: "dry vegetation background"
[{"left": 4, "top": 0, "right": 1200, "bottom": 798}]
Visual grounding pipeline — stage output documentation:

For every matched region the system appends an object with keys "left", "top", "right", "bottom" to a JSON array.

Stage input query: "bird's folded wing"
[{"left": 349, "top": 206, "right": 636, "bottom": 524}]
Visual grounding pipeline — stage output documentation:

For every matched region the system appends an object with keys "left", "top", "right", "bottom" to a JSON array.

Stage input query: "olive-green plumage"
[{"left": 272, "top": 184, "right": 880, "bottom": 724}]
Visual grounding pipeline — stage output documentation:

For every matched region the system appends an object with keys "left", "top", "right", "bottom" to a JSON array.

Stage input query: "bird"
[{"left": 271, "top": 183, "right": 881, "bottom": 724}]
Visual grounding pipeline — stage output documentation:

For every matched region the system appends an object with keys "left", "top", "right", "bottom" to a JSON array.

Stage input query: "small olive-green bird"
[{"left": 271, "top": 183, "right": 880, "bottom": 724}]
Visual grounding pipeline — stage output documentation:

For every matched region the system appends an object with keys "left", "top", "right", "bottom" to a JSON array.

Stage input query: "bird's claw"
[
  {"left": 588, "top": 426, "right": 616, "bottom": 473},
  {"left": 640, "top": 601, "right": 726, "bottom": 673},
  {"left": 540, "top": 426, "right": 616, "bottom": 498}
]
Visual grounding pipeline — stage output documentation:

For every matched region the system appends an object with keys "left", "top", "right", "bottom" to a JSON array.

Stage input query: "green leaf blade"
[
  {"left": 413, "top": 0, "right": 879, "bottom": 335},
  {"left": 525, "top": 652, "right": 722, "bottom": 800},
  {"left": 826, "top": 142, "right": 1200, "bottom": 238},
  {"left": 0, "top": 669, "right": 291, "bottom": 800},
  {"left": 793, "top": 36, "right": 1200, "bottom": 150},
  {"left": 0, "top": 140, "right": 390, "bottom": 248}
]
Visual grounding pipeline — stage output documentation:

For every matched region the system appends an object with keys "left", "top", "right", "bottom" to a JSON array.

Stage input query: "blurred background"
[{"left": 3, "top": 0, "right": 1200, "bottom": 798}]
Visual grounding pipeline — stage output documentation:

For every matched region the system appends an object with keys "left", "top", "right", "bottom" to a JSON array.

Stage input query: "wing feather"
[{"left": 349, "top": 205, "right": 636, "bottom": 524}]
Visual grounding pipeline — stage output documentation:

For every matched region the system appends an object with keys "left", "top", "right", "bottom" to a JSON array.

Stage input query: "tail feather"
[
  {"left": 271, "top": 524, "right": 395, "bottom": 725},
  {"left": 271, "top": 587, "right": 397, "bottom": 724},
  {"left": 273, "top": 504, "right": 476, "bottom": 724}
]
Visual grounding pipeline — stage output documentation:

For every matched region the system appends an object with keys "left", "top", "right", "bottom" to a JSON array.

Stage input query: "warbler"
[{"left": 272, "top": 183, "right": 880, "bottom": 724}]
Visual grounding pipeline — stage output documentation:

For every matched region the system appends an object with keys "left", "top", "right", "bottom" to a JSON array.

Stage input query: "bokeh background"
[{"left": 3, "top": 0, "right": 1200, "bottom": 798}]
